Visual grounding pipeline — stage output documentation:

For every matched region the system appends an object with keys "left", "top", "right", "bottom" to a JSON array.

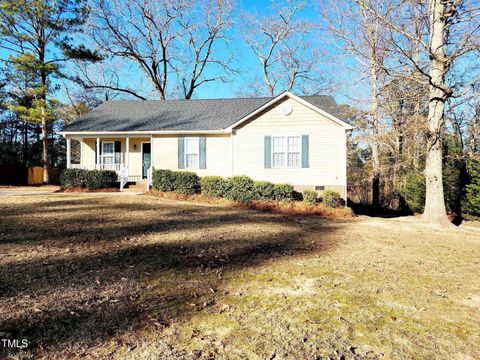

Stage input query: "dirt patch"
[{"left": 0, "top": 192, "right": 478, "bottom": 359}]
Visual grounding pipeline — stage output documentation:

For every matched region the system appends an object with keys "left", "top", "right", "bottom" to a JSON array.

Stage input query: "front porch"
[{"left": 65, "top": 136, "right": 153, "bottom": 191}]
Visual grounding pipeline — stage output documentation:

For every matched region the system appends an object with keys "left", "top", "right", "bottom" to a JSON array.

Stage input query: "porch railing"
[
  {"left": 95, "top": 163, "right": 124, "bottom": 172},
  {"left": 120, "top": 165, "right": 129, "bottom": 191},
  {"left": 146, "top": 165, "right": 153, "bottom": 192}
]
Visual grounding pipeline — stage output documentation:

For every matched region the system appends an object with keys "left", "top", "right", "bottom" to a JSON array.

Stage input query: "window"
[
  {"left": 185, "top": 138, "right": 199, "bottom": 169},
  {"left": 102, "top": 141, "right": 114, "bottom": 165},
  {"left": 272, "top": 136, "right": 301, "bottom": 168}
]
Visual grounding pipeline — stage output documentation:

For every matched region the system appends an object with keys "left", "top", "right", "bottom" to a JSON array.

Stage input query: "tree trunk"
[
  {"left": 422, "top": 0, "right": 450, "bottom": 226},
  {"left": 370, "top": 61, "right": 381, "bottom": 209},
  {"left": 41, "top": 102, "right": 50, "bottom": 183}
]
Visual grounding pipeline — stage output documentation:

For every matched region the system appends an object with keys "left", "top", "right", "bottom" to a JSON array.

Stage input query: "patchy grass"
[{"left": 0, "top": 192, "right": 479, "bottom": 359}]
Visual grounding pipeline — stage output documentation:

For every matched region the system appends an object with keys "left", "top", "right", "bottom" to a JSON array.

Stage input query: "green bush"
[
  {"left": 322, "top": 190, "right": 342, "bottom": 208},
  {"left": 463, "top": 157, "right": 480, "bottom": 217},
  {"left": 152, "top": 169, "right": 176, "bottom": 192},
  {"left": 201, "top": 176, "right": 228, "bottom": 197},
  {"left": 60, "top": 169, "right": 117, "bottom": 189},
  {"left": 272, "top": 183, "right": 294, "bottom": 201},
  {"left": 400, "top": 173, "right": 425, "bottom": 213},
  {"left": 152, "top": 169, "right": 199, "bottom": 195},
  {"left": 173, "top": 171, "right": 200, "bottom": 195},
  {"left": 225, "top": 175, "right": 255, "bottom": 202},
  {"left": 85, "top": 170, "right": 117, "bottom": 189},
  {"left": 60, "top": 169, "right": 86, "bottom": 188},
  {"left": 253, "top": 181, "right": 276, "bottom": 200},
  {"left": 302, "top": 189, "right": 317, "bottom": 205}
]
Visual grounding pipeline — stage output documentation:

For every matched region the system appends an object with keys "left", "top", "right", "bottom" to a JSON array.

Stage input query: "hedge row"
[
  {"left": 151, "top": 169, "right": 342, "bottom": 207},
  {"left": 151, "top": 169, "right": 199, "bottom": 195},
  {"left": 60, "top": 169, "right": 118, "bottom": 189}
]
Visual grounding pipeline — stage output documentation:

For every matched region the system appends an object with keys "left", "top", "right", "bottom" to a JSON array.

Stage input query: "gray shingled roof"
[{"left": 62, "top": 95, "right": 345, "bottom": 132}]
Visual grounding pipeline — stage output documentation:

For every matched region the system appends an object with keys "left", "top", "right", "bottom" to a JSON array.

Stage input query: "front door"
[{"left": 142, "top": 143, "right": 151, "bottom": 179}]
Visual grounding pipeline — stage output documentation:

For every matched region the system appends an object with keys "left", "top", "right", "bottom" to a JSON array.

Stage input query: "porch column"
[
  {"left": 66, "top": 137, "right": 71, "bottom": 169},
  {"left": 96, "top": 137, "right": 100, "bottom": 168},
  {"left": 126, "top": 137, "right": 130, "bottom": 168},
  {"left": 150, "top": 135, "right": 153, "bottom": 169}
]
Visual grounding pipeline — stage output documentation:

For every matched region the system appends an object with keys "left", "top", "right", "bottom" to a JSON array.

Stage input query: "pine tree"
[{"left": 0, "top": 0, "right": 101, "bottom": 182}]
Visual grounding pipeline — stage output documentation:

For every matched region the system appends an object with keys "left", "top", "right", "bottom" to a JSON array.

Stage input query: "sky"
[{"left": 0, "top": 0, "right": 367, "bottom": 108}]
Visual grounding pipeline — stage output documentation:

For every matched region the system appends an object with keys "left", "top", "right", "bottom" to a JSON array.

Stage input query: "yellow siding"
[
  {"left": 76, "top": 96, "right": 347, "bottom": 196},
  {"left": 81, "top": 138, "right": 96, "bottom": 168},
  {"left": 80, "top": 137, "right": 147, "bottom": 178},
  {"left": 151, "top": 134, "right": 232, "bottom": 177},
  {"left": 128, "top": 138, "right": 150, "bottom": 177},
  {"left": 232, "top": 97, "right": 347, "bottom": 189}
]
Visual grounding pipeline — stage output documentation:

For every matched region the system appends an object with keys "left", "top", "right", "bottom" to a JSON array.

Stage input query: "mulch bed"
[
  {"left": 59, "top": 188, "right": 120, "bottom": 193},
  {"left": 148, "top": 190, "right": 354, "bottom": 218}
]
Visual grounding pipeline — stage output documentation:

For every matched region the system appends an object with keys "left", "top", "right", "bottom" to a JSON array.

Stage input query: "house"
[{"left": 59, "top": 91, "right": 353, "bottom": 199}]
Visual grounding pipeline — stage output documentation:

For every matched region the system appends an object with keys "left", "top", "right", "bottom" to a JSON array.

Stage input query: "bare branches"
[
  {"left": 88, "top": 0, "right": 233, "bottom": 100},
  {"left": 241, "top": 0, "right": 323, "bottom": 96}
]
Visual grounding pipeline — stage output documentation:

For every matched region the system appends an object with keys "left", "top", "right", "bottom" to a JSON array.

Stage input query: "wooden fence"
[{"left": 0, "top": 165, "right": 61, "bottom": 185}]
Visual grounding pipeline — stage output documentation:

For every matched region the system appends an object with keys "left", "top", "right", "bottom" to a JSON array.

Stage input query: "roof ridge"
[{"left": 100, "top": 94, "right": 330, "bottom": 104}]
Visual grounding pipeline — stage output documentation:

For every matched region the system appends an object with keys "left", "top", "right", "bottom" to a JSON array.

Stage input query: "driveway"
[{"left": 0, "top": 186, "right": 60, "bottom": 196}]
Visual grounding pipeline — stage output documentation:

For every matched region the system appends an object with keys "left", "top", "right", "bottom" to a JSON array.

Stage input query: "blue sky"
[{"left": 0, "top": 0, "right": 364, "bottom": 107}]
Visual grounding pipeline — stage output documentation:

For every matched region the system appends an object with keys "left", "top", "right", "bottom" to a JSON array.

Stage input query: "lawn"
[{"left": 0, "top": 191, "right": 479, "bottom": 359}]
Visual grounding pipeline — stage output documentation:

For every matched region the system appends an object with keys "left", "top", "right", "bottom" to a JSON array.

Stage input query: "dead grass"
[
  {"left": 0, "top": 191, "right": 479, "bottom": 359},
  {"left": 149, "top": 190, "right": 354, "bottom": 218}
]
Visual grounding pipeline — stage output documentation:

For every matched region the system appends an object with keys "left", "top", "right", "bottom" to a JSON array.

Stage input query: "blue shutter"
[
  {"left": 302, "top": 135, "right": 309, "bottom": 168},
  {"left": 178, "top": 138, "right": 185, "bottom": 169},
  {"left": 199, "top": 137, "right": 206, "bottom": 169},
  {"left": 264, "top": 136, "right": 272, "bottom": 169}
]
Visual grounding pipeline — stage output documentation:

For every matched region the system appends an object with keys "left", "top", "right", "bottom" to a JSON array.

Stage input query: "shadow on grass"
[{"left": 0, "top": 194, "right": 343, "bottom": 357}]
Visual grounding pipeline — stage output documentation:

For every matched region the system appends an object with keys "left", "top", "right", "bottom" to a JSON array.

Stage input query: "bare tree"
[
  {"left": 89, "top": 0, "right": 233, "bottom": 100},
  {"left": 322, "top": 0, "right": 390, "bottom": 209},
  {"left": 358, "top": 0, "right": 480, "bottom": 225},
  {"left": 242, "top": 0, "right": 323, "bottom": 96}
]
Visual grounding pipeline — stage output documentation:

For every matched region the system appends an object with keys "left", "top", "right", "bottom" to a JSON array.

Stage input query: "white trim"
[
  {"left": 59, "top": 129, "right": 230, "bottom": 136},
  {"left": 96, "top": 138, "right": 100, "bottom": 165},
  {"left": 126, "top": 137, "right": 130, "bottom": 170},
  {"left": 101, "top": 141, "right": 115, "bottom": 165},
  {"left": 66, "top": 138, "right": 71, "bottom": 169},
  {"left": 141, "top": 141, "right": 151, "bottom": 179},
  {"left": 227, "top": 91, "right": 354, "bottom": 131},
  {"left": 183, "top": 137, "right": 200, "bottom": 169},
  {"left": 271, "top": 135, "right": 302, "bottom": 169}
]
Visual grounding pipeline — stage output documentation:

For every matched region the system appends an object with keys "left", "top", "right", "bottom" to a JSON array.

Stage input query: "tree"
[
  {"left": 90, "top": 0, "right": 233, "bottom": 100},
  {"left": 355, "top": 0, "right": 480, "bottom": 226},
  {"left": 0, "top": 0, "right": 100, "bottom": 182},
  {"left": 242, "top": 0, "right": 324, "bottom": 96},
  {"left": 322, "top": 0, "right": 389, "bottom": 209}
]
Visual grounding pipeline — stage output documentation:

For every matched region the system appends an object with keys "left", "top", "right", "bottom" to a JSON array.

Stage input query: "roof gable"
[{"left": 60, "top": 92, "right": 351, "bottom": 134}]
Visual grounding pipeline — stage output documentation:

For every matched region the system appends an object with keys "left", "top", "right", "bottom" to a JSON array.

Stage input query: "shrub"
[
  {"left": 85, "top": 170, "right": 117, "bottom": 189},
  {"left": 152, "top": 169, "right": 176, "bottom": 192},
  {"left": 152, "top": 169, "right": 199, "bottom": 195},
  {"left": 322, "top": 190, "right": 342, "bottom": 208},
  {"left": 463, "top": 157, "right": 480, "bottom": 217},
  {"left": 225, "top": 175, "right": 255, "bottom": 202},
  {"left": 201, "top": 176, "right": 228, "bottom": 197},
  {"left": 272, "top": 183, "right": 294, "bottom": 201},
  {"left": 400, "top": 173, "right": 425, "bottom": 213},
  {"left": 60, "top": 169, "right": 117, "bottom": 189},
  {"left": 302, "top": 189, "right": 317, "bottom": 205},
  {"left": 253, "top": 181, "right": 276, "bottom": 200},
  {"left": 173, "top": 171, "right": 200, "bottom": 195},
  {"left": 60, "top": 169, "right": 86, "bottom": 188}
]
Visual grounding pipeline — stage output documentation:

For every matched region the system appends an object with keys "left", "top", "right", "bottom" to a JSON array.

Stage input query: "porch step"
[{"left": 123, "top": 181, "right": 147, "bottom": 193}]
